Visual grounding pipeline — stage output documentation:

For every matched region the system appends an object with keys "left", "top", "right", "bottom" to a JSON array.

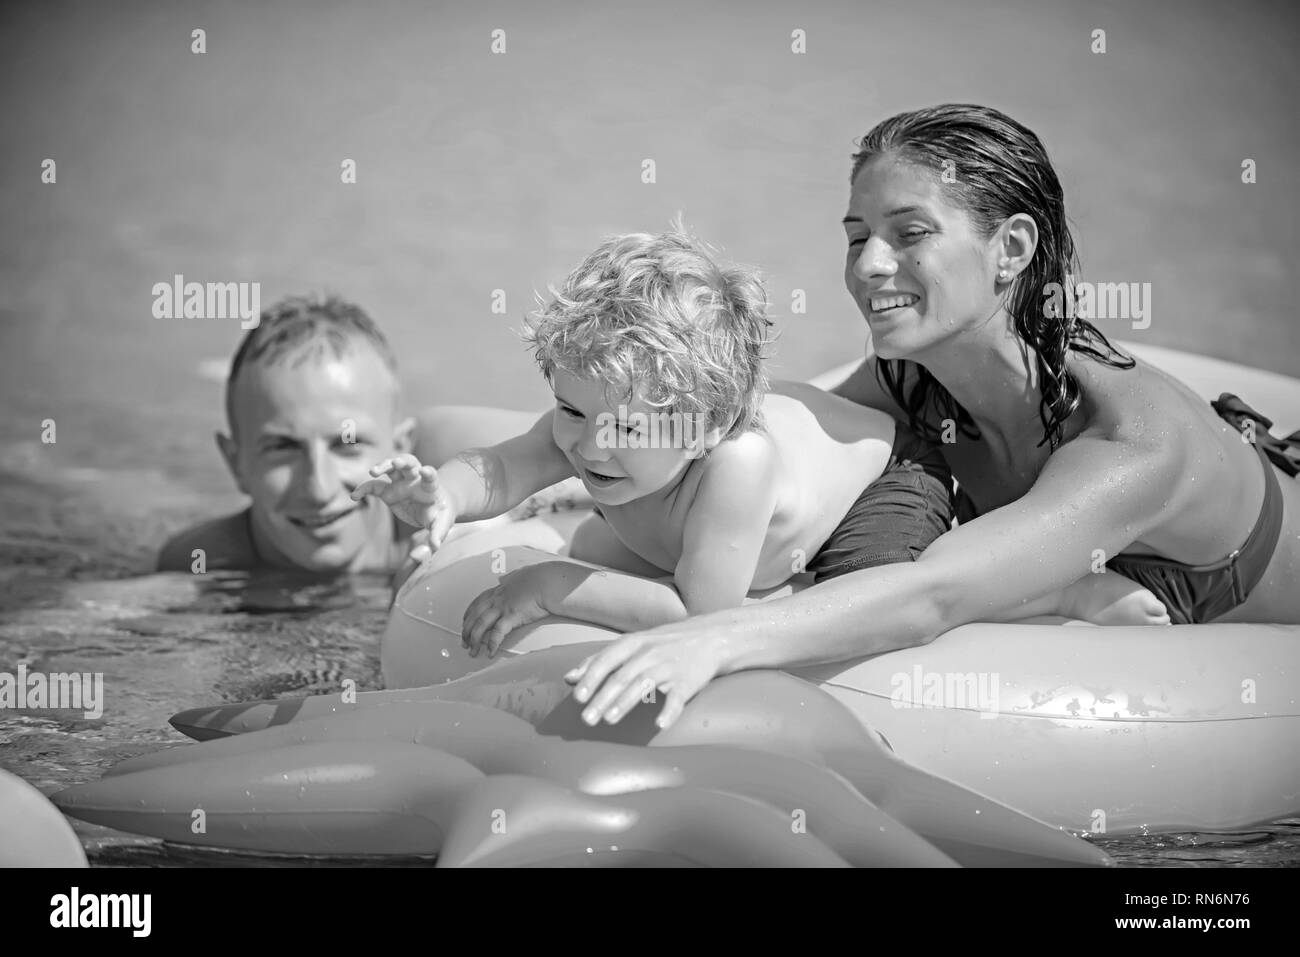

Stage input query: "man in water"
[{"left": 157, "top": 295, "right": 587, "bottom": 575}]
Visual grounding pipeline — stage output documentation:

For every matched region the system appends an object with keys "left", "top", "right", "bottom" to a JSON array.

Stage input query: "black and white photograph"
[{"left": 1, "top": 0, "right": 1296, "bottom": 927}]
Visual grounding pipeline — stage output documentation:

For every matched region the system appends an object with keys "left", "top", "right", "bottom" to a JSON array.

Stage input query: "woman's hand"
[
  {"left": 563, "top": 625, "right": 728, "bottom": 729},
  {"left": 462, "top": 563, "right": 560, "bottom": 657}
]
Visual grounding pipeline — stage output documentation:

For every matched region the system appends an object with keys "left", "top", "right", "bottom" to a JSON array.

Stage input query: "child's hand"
[
  {"left": 461, "top": 564, "right": 557, "bottom": 658},
  {"left": 352, "top": 454, "right": 457, "bottom": 551}
]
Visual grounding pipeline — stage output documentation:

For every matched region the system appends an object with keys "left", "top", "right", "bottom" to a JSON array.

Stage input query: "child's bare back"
[{"left": 597, "top": 382, "right": 898, "bottom": 588}]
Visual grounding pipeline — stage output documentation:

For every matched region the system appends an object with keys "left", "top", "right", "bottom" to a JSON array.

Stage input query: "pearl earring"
[{"left": 998, "top": 269, "right": 1010, "bottom": 281}]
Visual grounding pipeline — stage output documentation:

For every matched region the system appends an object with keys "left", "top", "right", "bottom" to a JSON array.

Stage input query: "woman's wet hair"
[{"left": 851, "top": 103, "right": 1133, "bottom": 450}]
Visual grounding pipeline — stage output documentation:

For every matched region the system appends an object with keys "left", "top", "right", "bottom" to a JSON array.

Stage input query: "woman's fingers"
[
  {"left": 602, "top": 669, "right": 665, "bottom": 725},
  {"left": 578, "top": 650, "right": 655, "bottom": 725},
  {"left": 571, "top": 639, "right": 643, "bottom": 705},
  {"left": 655, "top": 685, "right": 693, "bottom": 729},
  {"left": 563, "top": 654, "right": 596, "bottom": 685}
]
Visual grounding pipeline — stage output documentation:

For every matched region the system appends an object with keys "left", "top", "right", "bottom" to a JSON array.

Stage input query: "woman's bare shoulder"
[{"left": 1066, "top": 350, "right": 1212, "bottom": 449}]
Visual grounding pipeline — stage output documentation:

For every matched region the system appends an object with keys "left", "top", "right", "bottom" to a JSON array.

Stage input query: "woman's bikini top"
[{"left": 954, "top": 394, "right": 1297, "bottom": 625}]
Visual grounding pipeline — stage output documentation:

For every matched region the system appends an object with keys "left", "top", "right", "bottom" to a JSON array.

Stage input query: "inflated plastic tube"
[
  {"left": 168, "top": 657, "right": 1106, "bottom": 867},
  {"left": 799, "top": 621, "right": 1300, "bottom": 835},
  {"left": 109, "top": 699, "right": 958, "bottom": 867},
  {"left": 70, "top": 744, "right": 862, "bottom": 867},
  {"left": 438, "top": 775, "right": 851, "bottom": 868},
  {"left": 0, "top": 768, "right": 87, "bottom": 868},
  {"left": 537, "top": 670, "right": 1111, "bottom": 868},
  {"left": 55, "top": 742, "right": 483, "bottom": 856}
]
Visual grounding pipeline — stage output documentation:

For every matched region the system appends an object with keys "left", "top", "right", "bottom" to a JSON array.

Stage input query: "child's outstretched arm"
[
  {"left": 354, "top": 413, "right": 574, "bottom": 548},
  {"left": 436, "top": 412, "right": 576, "bottom": 519},
  {"left": 462, "top": 437, "right": 779, "bottom": 653}
]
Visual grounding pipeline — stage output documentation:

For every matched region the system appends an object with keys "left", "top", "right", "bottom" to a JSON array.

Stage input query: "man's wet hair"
[{"left": 224, "top": 295, "right": 399, "bottom": 435}]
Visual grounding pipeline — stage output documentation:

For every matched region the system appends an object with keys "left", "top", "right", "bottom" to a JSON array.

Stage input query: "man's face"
[{"left": 220, "top": 342, "right": 407, "bottom": 572}]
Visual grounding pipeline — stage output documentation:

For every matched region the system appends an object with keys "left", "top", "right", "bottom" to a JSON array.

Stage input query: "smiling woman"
[{"left": 565, "top": 103, "right": 1300, "bottom": 729}]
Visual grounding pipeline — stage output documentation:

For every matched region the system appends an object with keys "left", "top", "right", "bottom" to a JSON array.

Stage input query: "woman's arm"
[{"left": 567, "top": 430, "right": 1188, "bottom": 726}]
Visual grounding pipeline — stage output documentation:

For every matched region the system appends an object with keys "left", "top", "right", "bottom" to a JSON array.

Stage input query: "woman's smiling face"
[{"left": 843, "top": 154, "right": 1000, "bottom": 359}]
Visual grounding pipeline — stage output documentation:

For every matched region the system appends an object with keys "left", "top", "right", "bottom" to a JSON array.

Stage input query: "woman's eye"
[
  {"left": 560, "top": 405, "right": 582, "bottom": 419},
  {"left": 901, "top": 229, "right": 931, "bottom": 242}
]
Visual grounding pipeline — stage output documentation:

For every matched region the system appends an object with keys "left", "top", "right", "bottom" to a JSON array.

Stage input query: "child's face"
[
  {"left": 219, "top": 343, "right": 408, "bottom": 572},
  {"left": 549, "top": 370, "right": 716, "bottom": 507}
]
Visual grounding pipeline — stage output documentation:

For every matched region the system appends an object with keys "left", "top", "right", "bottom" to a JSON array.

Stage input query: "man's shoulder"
[
  {"left": 411, "top": 405, "right": 545, "bottom": 465},
  {"left": 156, "top": 510, "right": 257, "bottom": 571}
]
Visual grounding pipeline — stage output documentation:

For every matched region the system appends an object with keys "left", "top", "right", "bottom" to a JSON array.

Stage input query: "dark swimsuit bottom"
[
  {"left": 956, "top": 394, "right": 1298, "bottom": 625},
  {"left": 590, "top": 422, "right": 956, "bottom": 584},
  {"left": 806, "top": 421, "right": 955, "bottom": 582}
]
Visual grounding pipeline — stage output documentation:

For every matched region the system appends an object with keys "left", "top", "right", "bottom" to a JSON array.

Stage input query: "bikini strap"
[{"left": 1211, "top": 393, "right": 1300, "bottom": 478}]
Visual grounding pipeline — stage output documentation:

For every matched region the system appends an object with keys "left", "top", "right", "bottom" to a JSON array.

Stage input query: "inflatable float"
[
  {"left": 0, "top": 768, "right": 87, "bottom": 868},
  {"left": 59, "top": 664, "right": 1115, "bottom": 866},
  {"left": 50, "top": 341, "right": 1300, "bottom": 864}
]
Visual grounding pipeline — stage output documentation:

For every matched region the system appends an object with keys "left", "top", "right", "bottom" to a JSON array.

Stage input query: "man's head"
[
  {"left": 218, "top": 295, "right": 413, "bottom": 572},
  {"left": 524, "top": 224, "right": 773, "bottom": 504}
]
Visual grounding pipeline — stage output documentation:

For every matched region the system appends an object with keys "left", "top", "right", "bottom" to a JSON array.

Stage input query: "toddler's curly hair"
[{"left": 524, "top": 222, "right": 773, "bottom": 439}]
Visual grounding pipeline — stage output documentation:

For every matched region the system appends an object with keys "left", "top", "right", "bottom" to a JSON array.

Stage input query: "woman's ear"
[
  {"left": 215, "top": 432, "right": 249, "bottom": 495},
  {"left": 997, "top": 212, "right": 1039, "bottom": 280}
]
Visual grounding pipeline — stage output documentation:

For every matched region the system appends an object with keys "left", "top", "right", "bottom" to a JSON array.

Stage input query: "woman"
[{"left": 564, "top": 104, "right": 1300, "bottom": 730}]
